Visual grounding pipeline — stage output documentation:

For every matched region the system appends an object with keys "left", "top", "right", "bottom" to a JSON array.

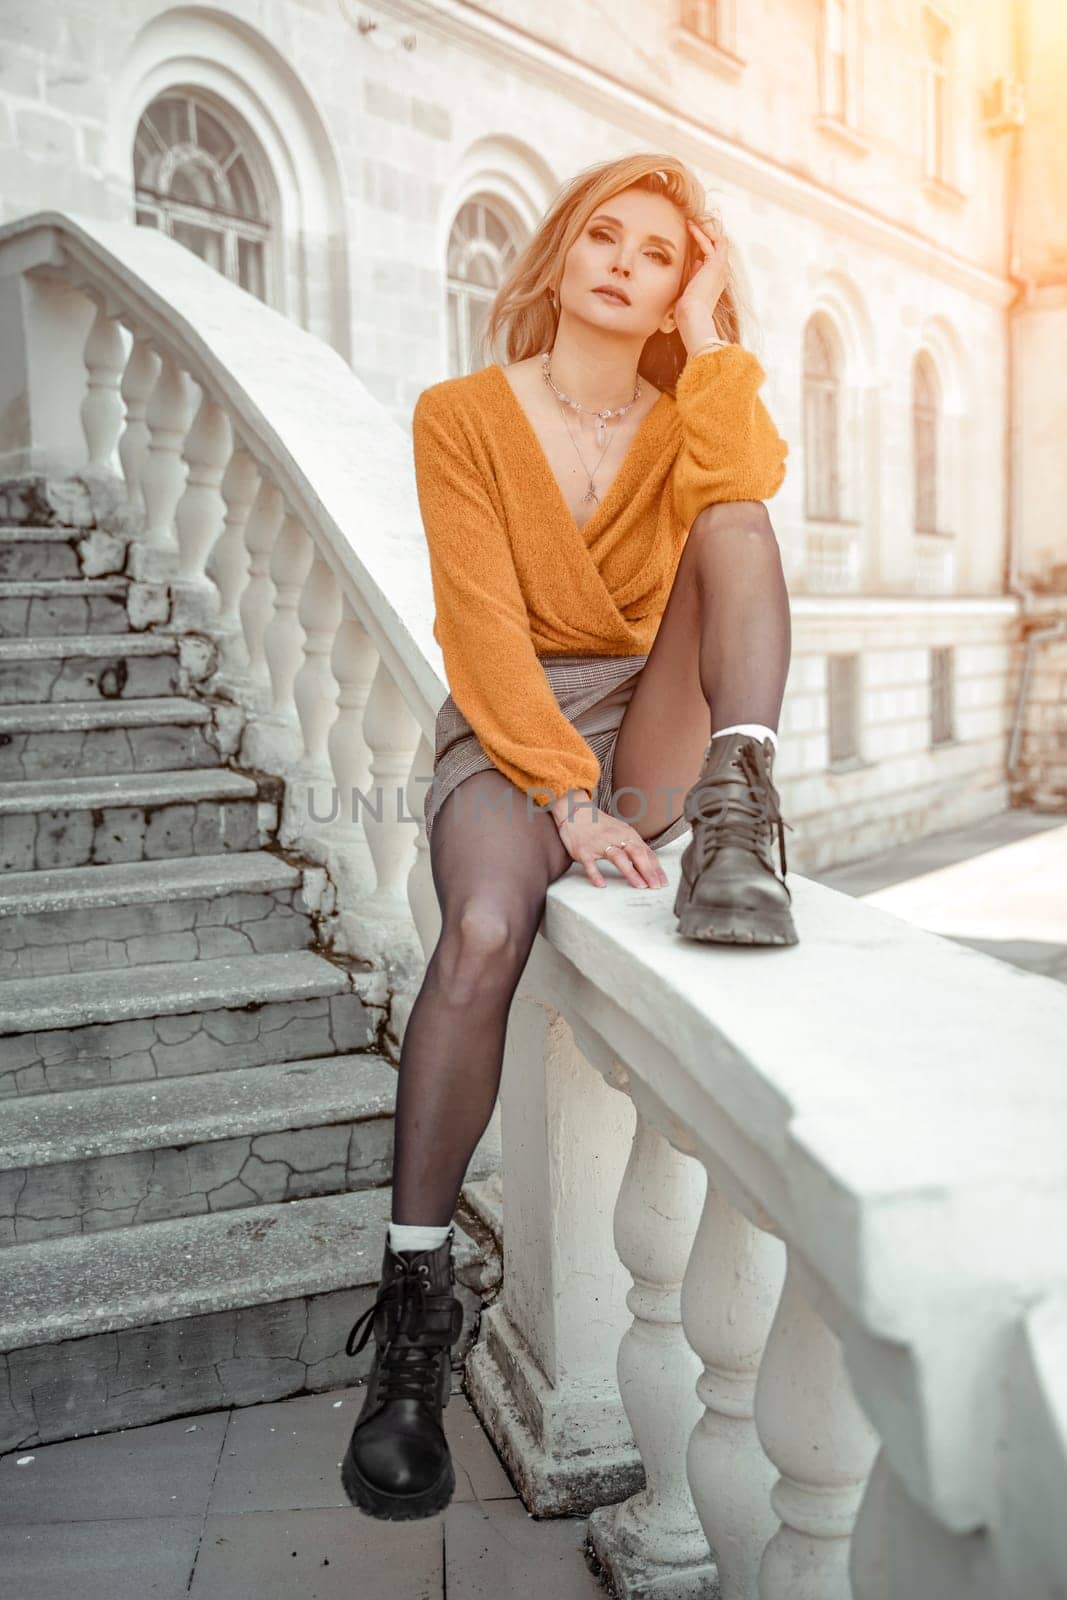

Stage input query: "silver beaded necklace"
[{"left": 540, "top": 350, "right": 643, "bottom": 506}]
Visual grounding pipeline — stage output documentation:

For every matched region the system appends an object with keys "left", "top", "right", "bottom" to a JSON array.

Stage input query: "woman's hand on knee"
[{"left": 552, "top": 804, "right": 669, "bottom": 891}]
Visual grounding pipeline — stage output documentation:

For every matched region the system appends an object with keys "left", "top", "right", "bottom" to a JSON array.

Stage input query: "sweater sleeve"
[
  {"left": 671, "top": 343, "right": 789, "bottom": 531},
  {"left": 412, "top": 388, "right": 602, "bottom": 809}
]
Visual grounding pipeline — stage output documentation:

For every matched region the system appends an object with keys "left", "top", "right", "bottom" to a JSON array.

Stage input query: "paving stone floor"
[
  {"left": 812, "top": 807, "right": 1067, "bottom": 985},
  {"left": 0, "top": 1384, "right": 611, "bottom": 1599}
]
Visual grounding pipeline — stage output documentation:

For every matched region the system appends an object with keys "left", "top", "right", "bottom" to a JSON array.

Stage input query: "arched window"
[
  {"left": 133, "top": 91, "right": 276, "bottom": 304},
  {"left": 446, "top": 198, "right": 525, "bottom": 375},
  {"left": 913, "top": 351, "right": 940, "bottom": 533},
  {"left": 803, "top": 315, "right": 841, "bottom": 522}
]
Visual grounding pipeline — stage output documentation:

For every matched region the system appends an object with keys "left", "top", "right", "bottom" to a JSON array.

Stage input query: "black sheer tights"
[{"left": 389, "top": 770, "right": 575, "bottom": 1226}]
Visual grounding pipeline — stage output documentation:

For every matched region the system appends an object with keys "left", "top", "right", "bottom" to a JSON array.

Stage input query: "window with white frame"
[
  {"left": 681, "top": 0, "right": 724, "bottom": 48},
  {"left": 930, "top": 646, "right": 954, "bottom": 745},
  {"left": 828, "top": 653, "right": 861, "bottom": 765},
  {"left": 446, "top": 198, "right": 525, "bottom": 376},
  {"left": 803, "top": 315, "right": 842, "bottom": 522},
  {"left": 922, "top": 6, "right": 951, "bottom": 182},
  {"left": 821, "top": 0, "right": 861, "bottom": 124},
  {"left": 913, "top": 351, "right": 940, "bottom": 533},
  {"left": 133, "top": 91, "right": 276, "bottom": 305}
]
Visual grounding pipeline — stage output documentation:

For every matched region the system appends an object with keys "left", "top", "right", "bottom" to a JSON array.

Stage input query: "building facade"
[{"left": 2, "top": 0, "right": 1062, "bottom": 867}]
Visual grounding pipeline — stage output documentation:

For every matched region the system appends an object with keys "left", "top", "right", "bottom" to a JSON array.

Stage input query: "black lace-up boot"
[
  {"left": 340, "top": 1226, "right": 465, "bottom": 1520},
  {"left": 673, "top": 732, "right": 798, "bottom": 945}
]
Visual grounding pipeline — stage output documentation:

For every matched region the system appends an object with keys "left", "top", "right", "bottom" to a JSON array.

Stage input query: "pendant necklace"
[{"left": 541, "top": 351, "right": 643, "bottom": 505}]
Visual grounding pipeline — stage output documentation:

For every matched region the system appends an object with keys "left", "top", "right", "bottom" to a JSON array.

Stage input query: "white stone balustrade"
[
  {"left": 118, "top": 336, "right": 161, "bottom": 511},
  {"left": 80, "top": 301, "right": 127, "bottom": 472},
  {"left": 241, "top": 507, "right": 313, "bottom": 771},
  {"left": 238, "top": 478, "right": 285, "bottom": 708},
  {"left": 175, "top": 393, "right": 232, "bottom": 600},
  {"left": 2, "top": 210, "right": 1065, "bottom": 1600},
  {"left": 141, "top": 351, "right": 196, "bottom": 562},
  {"left": 682, "top": 1184, "right": 783, "bottom": 1600},
  {"left": 211, "top": 447, "right": 259, "bottom": 680},
  {"left": 284, "top": 549, "right": 343, "bottom": 856}
]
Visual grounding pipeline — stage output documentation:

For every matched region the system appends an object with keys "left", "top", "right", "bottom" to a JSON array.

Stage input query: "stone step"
[
  {"left": 0, "top": 766, "right": 279, "bottom": 872},
  {"left": 0, "top": 524, "right": 128, "bottom": 581},
  {"left": 0, "top": 1189, "right": 488, "bottom": 1450},
  {"left": 0, "top": 527, "right": 85, "bottom": 581},
  {"left": 0, "top": 1053, "right": 398, "bottom": 1245},
  {"left": 0, "top": 576, "right": 131, "bottom": 637},
  {"left": 0, "top": 696, "right": 231, "bottom": 780},
  {"left": 0, "top": 631, "right": 179, "bottom": 703},
  {"left": 0, "top": 850, "right": 315, "bottom": 979},
  {"left": 0, "top": 474, "right": 127, "bottom": 530},
  {"left": 0, "top": 950, "right": 378, "bottom": 1097}
]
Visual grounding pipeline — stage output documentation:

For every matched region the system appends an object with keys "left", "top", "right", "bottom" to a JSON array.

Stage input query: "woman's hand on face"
[
  {"left": 553, "top": 805, "right": 669, "bottom": 891},
  {"left": 673, "top": 218, "right": 729, "bottom": 349}
]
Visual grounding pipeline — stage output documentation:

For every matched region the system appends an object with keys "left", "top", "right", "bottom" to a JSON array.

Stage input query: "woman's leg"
[
  {"left": 390, "top": 768, "right": 574, "bottom": 1226},
  {"left": 609, "top": 500, "right": 791, "bottom": 840}
]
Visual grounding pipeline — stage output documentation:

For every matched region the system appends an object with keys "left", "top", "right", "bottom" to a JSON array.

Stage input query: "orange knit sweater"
[{"left": 411, "top": 343, "right": 788, "bottom": 808}]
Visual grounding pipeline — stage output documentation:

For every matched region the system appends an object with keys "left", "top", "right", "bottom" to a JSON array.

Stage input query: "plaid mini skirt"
[{"left": 423, "top": 652, "right": 691, "bottom": 850}]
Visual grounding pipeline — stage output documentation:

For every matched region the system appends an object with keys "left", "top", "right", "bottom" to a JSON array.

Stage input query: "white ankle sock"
[
  {"left": 709, "top": 722, "right": 778, "bottom": 750},
  {"left": 388, "top": 1220, "right": 452, "bottom": 1252}
]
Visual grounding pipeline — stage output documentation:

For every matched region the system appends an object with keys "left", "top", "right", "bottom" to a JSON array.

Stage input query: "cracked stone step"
[
  {"left": 0, "top": 1189, "right": 489, "bottom": 1450},
  {"left": 0, "top": 944, "right": 352, "bottom": 1027},
  {"left": 0, "top": 527, "right": 94, "bottom": 581},
  {"left": 0, "top": 946, "right": 350, "bottom": 1031},
  {"left": 0, "top": 949, "right": 380, "bottom": 1097},
  {"left": 0, "top": 766, "right": 279, "bottom": 872},
  {"left": 0, "top": 1052, "right": 399, "bottom": 1244},
  {"left": 0, "top": 472, "right": 131, "bottom": 530},
  {"left": 0, "top": 851, "right": 316, "bottom": 979},
  {"left": 0, "top": 631, "right": 180, "bottom": 704},
  {"left": 0, "top": 576, "right": 131, "bottom": 637},
  {"left": 0, "top": 695, "right": 230, "bottom": 779}
]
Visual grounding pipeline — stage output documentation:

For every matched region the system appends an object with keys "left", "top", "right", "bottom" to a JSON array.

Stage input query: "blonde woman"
[{"left": 342, "top": 152, "right": 794, "bottom": 1521}]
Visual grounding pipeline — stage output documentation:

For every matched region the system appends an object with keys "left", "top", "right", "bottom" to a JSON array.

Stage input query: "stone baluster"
[
  {"left": 139, "top": 352, "right": 196, "bottom": 575},
  {"left": 683, "top": 1181, "right": 785, "bottom": 1600},
  {"left": 323, "top": 602, "right": 379, "bottom": 927},
  {"left": 173, "top": 394, "right": 232, "bottom": 611},
  {"left": 283, "top": 550, "right": 343, "bottom": 856},
  {"left": 239, "top": 509, "right": 312, "bottom": 772},
  {"left": 209, "top": 448, "right": 259, "bottom": 684},
  {"left": 394, "top": 718, "right": 467, "bottom": 1048},
  {"left": 351, "top": 657, "right": 424, "bottom": 978},
  {"left": 118, "top": 337, "right": 161, "bottom": 513},
  {"left": 238, "top": 479, "right": 285, "bottom": 711},
  {"left": 466, "top": 1010, "right": 641, "bottom": 1507},
  {"left": 755, "top": 1249, "right": 880, "bottom": 1600},
  {"left": 404, "top": 730, "right": 440, "bottom": 956},
  {"left": 587, "top": 1108, "right": 713, "bottom": 1598},
  {"left": 80, "top": 302, "right": 127, "bottom": 471},
  {"left": 391, "top": 732, "right": 440, "bottom": 1047}
]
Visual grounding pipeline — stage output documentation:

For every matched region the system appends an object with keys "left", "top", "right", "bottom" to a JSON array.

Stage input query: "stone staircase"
[{"left": 0, "top": 476, "right": 492, "bottom": 1453}]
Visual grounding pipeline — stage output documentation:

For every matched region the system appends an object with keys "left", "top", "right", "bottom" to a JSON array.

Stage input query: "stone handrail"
[{"left": 2, "top": 210, "right": 1065, "bottom": 1599}]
